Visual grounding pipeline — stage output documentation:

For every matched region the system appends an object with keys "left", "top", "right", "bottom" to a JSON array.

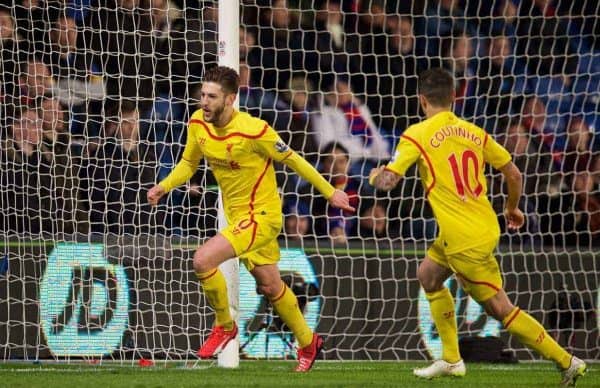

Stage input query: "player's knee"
[
  {"left": 257, "top": 283, "right": 281, "bottom": 299},
  {"left": 417, "top": 266, "right": 443, "bottom": 292}
]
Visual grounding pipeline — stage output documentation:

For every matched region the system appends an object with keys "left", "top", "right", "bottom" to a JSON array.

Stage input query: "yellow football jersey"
[
  {"left": 160, "top": 109, "right": 335, "bottom": 224},
  {"left": 386, "top": 111, "right": 511, "bottom": 253}
]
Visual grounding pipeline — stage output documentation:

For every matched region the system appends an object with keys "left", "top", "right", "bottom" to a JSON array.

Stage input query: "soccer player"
[
  {"left": 147, "top": 66, "right": 354, "bottom": 372},
  {"left": 369, "top": 68, "right": 586, "bottom": 385}
]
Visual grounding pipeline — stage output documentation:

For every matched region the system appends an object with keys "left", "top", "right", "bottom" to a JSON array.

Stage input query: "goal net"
[{"left": 0, "top": 0, "right": 599, "bottom": 363}]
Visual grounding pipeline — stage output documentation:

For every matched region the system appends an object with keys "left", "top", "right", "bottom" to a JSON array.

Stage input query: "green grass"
[{"left": 0, "top": 361, "right": 595, "bottom": 387}]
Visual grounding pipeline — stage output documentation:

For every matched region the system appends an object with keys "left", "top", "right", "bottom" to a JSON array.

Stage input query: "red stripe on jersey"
[
  {"left": 483, "top": 133, "right": 489, "bottom": 147},
  {"left": 245, "top": 158, "right": 272, "bottom": 252},
  {"left": 402, "top": 134, "right": 436, "bottom": 196},
  {"left": 190, "top": 119, "right": 268, "bottom": 140},
  {"left": 281, "top": 150, "right": 294, "bottom": 161},
  {"left": 457, "top": 272, "right": 501, "bottom": 292}
]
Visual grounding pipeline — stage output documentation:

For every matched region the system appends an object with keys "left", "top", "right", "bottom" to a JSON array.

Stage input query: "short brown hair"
[
  {"left": 418, "top": 68, "right": 455, "bottom": 107},
  {"left": 203, "top": 66, "right": 240, "bottom": 95}
]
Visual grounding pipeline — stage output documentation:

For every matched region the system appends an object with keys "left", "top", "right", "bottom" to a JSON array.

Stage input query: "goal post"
[{"left": 217, "top": 0, "right": 240, "bottom": 369}]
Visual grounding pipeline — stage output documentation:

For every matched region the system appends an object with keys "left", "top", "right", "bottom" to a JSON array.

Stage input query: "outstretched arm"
[
  {"left": 369, "top": 166, "right": 402, "bottom": 191},
  {"left": 498, "top": 161, "right": 524, "bottom": 230},
  {"left": 148, "top": 123, "right": 203, "bottom": 206},
  {"left": 282, "top": 151, "right": 355, "bottom": 213}
]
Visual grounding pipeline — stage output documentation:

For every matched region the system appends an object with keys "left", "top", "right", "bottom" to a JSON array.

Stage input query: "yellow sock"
[
  {"left": 426, "top": 288, "right": 461, "bottom": 363},
  {"left": 196, "top": 269, "right": 234, "bottom": 331},
  {"left": 503, "top": 307, "right": 571, "bottom": 369},
  {"left": 270, "top": 283, "right": 313, "bottom": 348}
]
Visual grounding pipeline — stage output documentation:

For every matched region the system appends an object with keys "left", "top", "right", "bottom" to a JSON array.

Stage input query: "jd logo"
[
  {"left": 40, "top": 243, "right": 129, "bottom": 356},
  {"left": 418, "top": 277, "right": 502, "bottom": 359}
]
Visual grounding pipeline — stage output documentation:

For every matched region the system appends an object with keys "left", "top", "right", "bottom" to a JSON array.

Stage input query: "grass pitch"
[{"left": 0, "top": 361, "right": 595, "bottom": 387}]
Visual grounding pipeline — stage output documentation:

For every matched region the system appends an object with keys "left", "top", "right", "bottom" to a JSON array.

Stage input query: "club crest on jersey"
[{"left": 274, "top": 140, "right": 289, "bottom": 153}]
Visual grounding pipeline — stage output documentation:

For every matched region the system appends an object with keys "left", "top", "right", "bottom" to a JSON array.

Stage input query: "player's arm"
[
  {"left": 369, "top": 166, "right": 402, "bottom": 191},
  {"left": 148, "top": 124, "right": 203, "bottom": 206},
  {"left": 498, "top": 161, "right": 524, "bottom": 230},
  {"left": 369, "top": 133, "right": 420, "bottom": 191},
  {"left": 484, "top": 133, "right": 524, "bottom": 230},
  {"left": 255, "top": 125, "right": 355, "bottom": 212}
]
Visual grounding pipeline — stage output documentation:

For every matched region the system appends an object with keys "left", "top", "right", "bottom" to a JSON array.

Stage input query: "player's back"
[{"left": 403, "top": 112, "right": 511, "bottom": 253}]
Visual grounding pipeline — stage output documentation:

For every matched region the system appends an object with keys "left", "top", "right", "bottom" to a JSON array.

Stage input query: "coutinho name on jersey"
[{"left": 429, "top": 126, "right": 483, "bottom": 148}]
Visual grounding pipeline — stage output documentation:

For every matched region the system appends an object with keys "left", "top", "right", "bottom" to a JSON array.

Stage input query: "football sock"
[
  {"left": 196, "top": 269, "right": 234, "bottom": 331},
  {"left": 503, "top": 307, "right": 571, "bottom": 369},
  {"left": 270, "top": 282, "right": 313, "bottom": 348},
  {"left": 426, "top": 288, "right": 461, "bottom": 363}
]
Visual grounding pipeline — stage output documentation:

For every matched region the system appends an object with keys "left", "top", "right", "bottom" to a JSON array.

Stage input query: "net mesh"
[{"left": 0, "top": 0, "right": 598, "bottom": 361}]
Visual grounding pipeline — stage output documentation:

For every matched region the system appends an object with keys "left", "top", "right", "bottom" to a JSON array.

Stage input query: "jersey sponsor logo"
[
  {"left": 207, "top": 157, "right": 241, "bottom": 170},
  {"left": 274, "top": 139, "right": 289, "bottom": 153}
]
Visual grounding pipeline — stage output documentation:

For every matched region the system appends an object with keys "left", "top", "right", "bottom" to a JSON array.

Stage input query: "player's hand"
[
  {"left": 329, "top": 189, "right": 355, "bottom": 213},
  {"left": 147, "top": 184, "right": 166, "bottom": 206},
  {"left": 368, "top": 166, "right": 385, "bottom": 186},
  {"left": 504, "top": 207, "right": 524, "bottom": 230}
]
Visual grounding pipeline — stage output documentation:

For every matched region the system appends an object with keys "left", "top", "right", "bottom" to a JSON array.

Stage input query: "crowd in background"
[{"left": 0, "top": 0, "right": 598, "bottom": 247}]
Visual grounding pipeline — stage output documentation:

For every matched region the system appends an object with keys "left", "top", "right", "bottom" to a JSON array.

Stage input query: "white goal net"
[{"left": 0, "top": 0, "right": 599, "bottom": 362}]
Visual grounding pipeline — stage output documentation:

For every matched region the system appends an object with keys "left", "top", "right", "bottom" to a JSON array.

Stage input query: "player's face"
[{"left": 200, "top": 82, "right": 228, "bottom": 124}]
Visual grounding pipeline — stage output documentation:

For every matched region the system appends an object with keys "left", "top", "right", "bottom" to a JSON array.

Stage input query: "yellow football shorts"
[
  {"left": 427, "top": 238, "right": 502, "bottom": 302},
  {"left": 220, "top": 211, "right": 282, "bottom": 271}
]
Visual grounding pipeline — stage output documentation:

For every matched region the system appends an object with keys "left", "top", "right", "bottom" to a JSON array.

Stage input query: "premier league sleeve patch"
[{"left": 275, "top": 139, "right": 290, "bottom": 153}]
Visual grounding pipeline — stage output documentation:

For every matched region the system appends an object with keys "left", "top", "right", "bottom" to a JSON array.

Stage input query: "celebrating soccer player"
[
  {"left": 147, "top": 66, "right": 354, "bottom": 372},
  {"left": 369, "top": 68, "right": 586, "bottom": 386}
]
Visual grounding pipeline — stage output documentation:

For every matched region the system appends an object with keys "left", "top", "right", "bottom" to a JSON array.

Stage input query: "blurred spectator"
[
  {"left": 18, "top": 58, "right": 56, "bottom": 107},
  {"left": 46, "top": 14, "right": 105, "bottom": 105},
  {"left": 477, "top": 35, "right": 527, "bottom": 131},
  {"left": 237, "top": 62, "right": 291, "bottom": 135},
  {"left": 514, "top": 0, "right": 577, "bottom": 76},
  {"left": 424, "top": 0, "right": 469, "bottom": 56},
  {"left": 313, "top": 77, "right": 390, "bottom": 170},
  {"left": 369, "top": 15, "right": 421, "bottom": 134},
  {"left": 307, "top": 0, "right": 359, "bottom": 89},
  {"left": 0, "top": 107, "right": 89, "bottom": 236},
  {"left": 255, "top": 0, "right": 304, "bottom": 91},
  {"left": 356, "top": 198, "right": 388, "bottom": 238},
  {"left": 279, "top": 75, "right": 319, "bottom": 159},
  {"left": 13, "top": 0, "right": 61, "bottom": 55},
  {"left": 46, "top": 14, "right": 105, "bottom": 135},
  {"left": 0, "top": 8, "right": 28, "bottom": 126},
  {"left": 442, "top": 32, "right": 479, "bottom": 120},
  {"left": 239, "top": 25, "right": 260, "bottom": 75},
  {"left": 521, "top": 96, "right": 566, "bottom": 163},
  {"left": 153, "top": 0, "right": 217, "bottom": 98},
  {"left": 86, "top": 101, "right": 163, "bottom": 235},
  {"left": 85, "top": 0, "right": 154, "bottom": 105},
  {"left": 562, "top": 117, "right": 600, "bottom": 235},
  {"left": 299, "top": 142, "right": 359, "bottom": 244}
]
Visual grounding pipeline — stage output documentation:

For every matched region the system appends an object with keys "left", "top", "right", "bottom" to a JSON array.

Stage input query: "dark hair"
[
  {"left": 203, "top": 66, "right": 240, "bottom": 95},
  {"left": 418, "top": 67, "right": 455, "bottom": 107},
  {"left": 321, "top": 141, "right": 349, "bottom": 156}
]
